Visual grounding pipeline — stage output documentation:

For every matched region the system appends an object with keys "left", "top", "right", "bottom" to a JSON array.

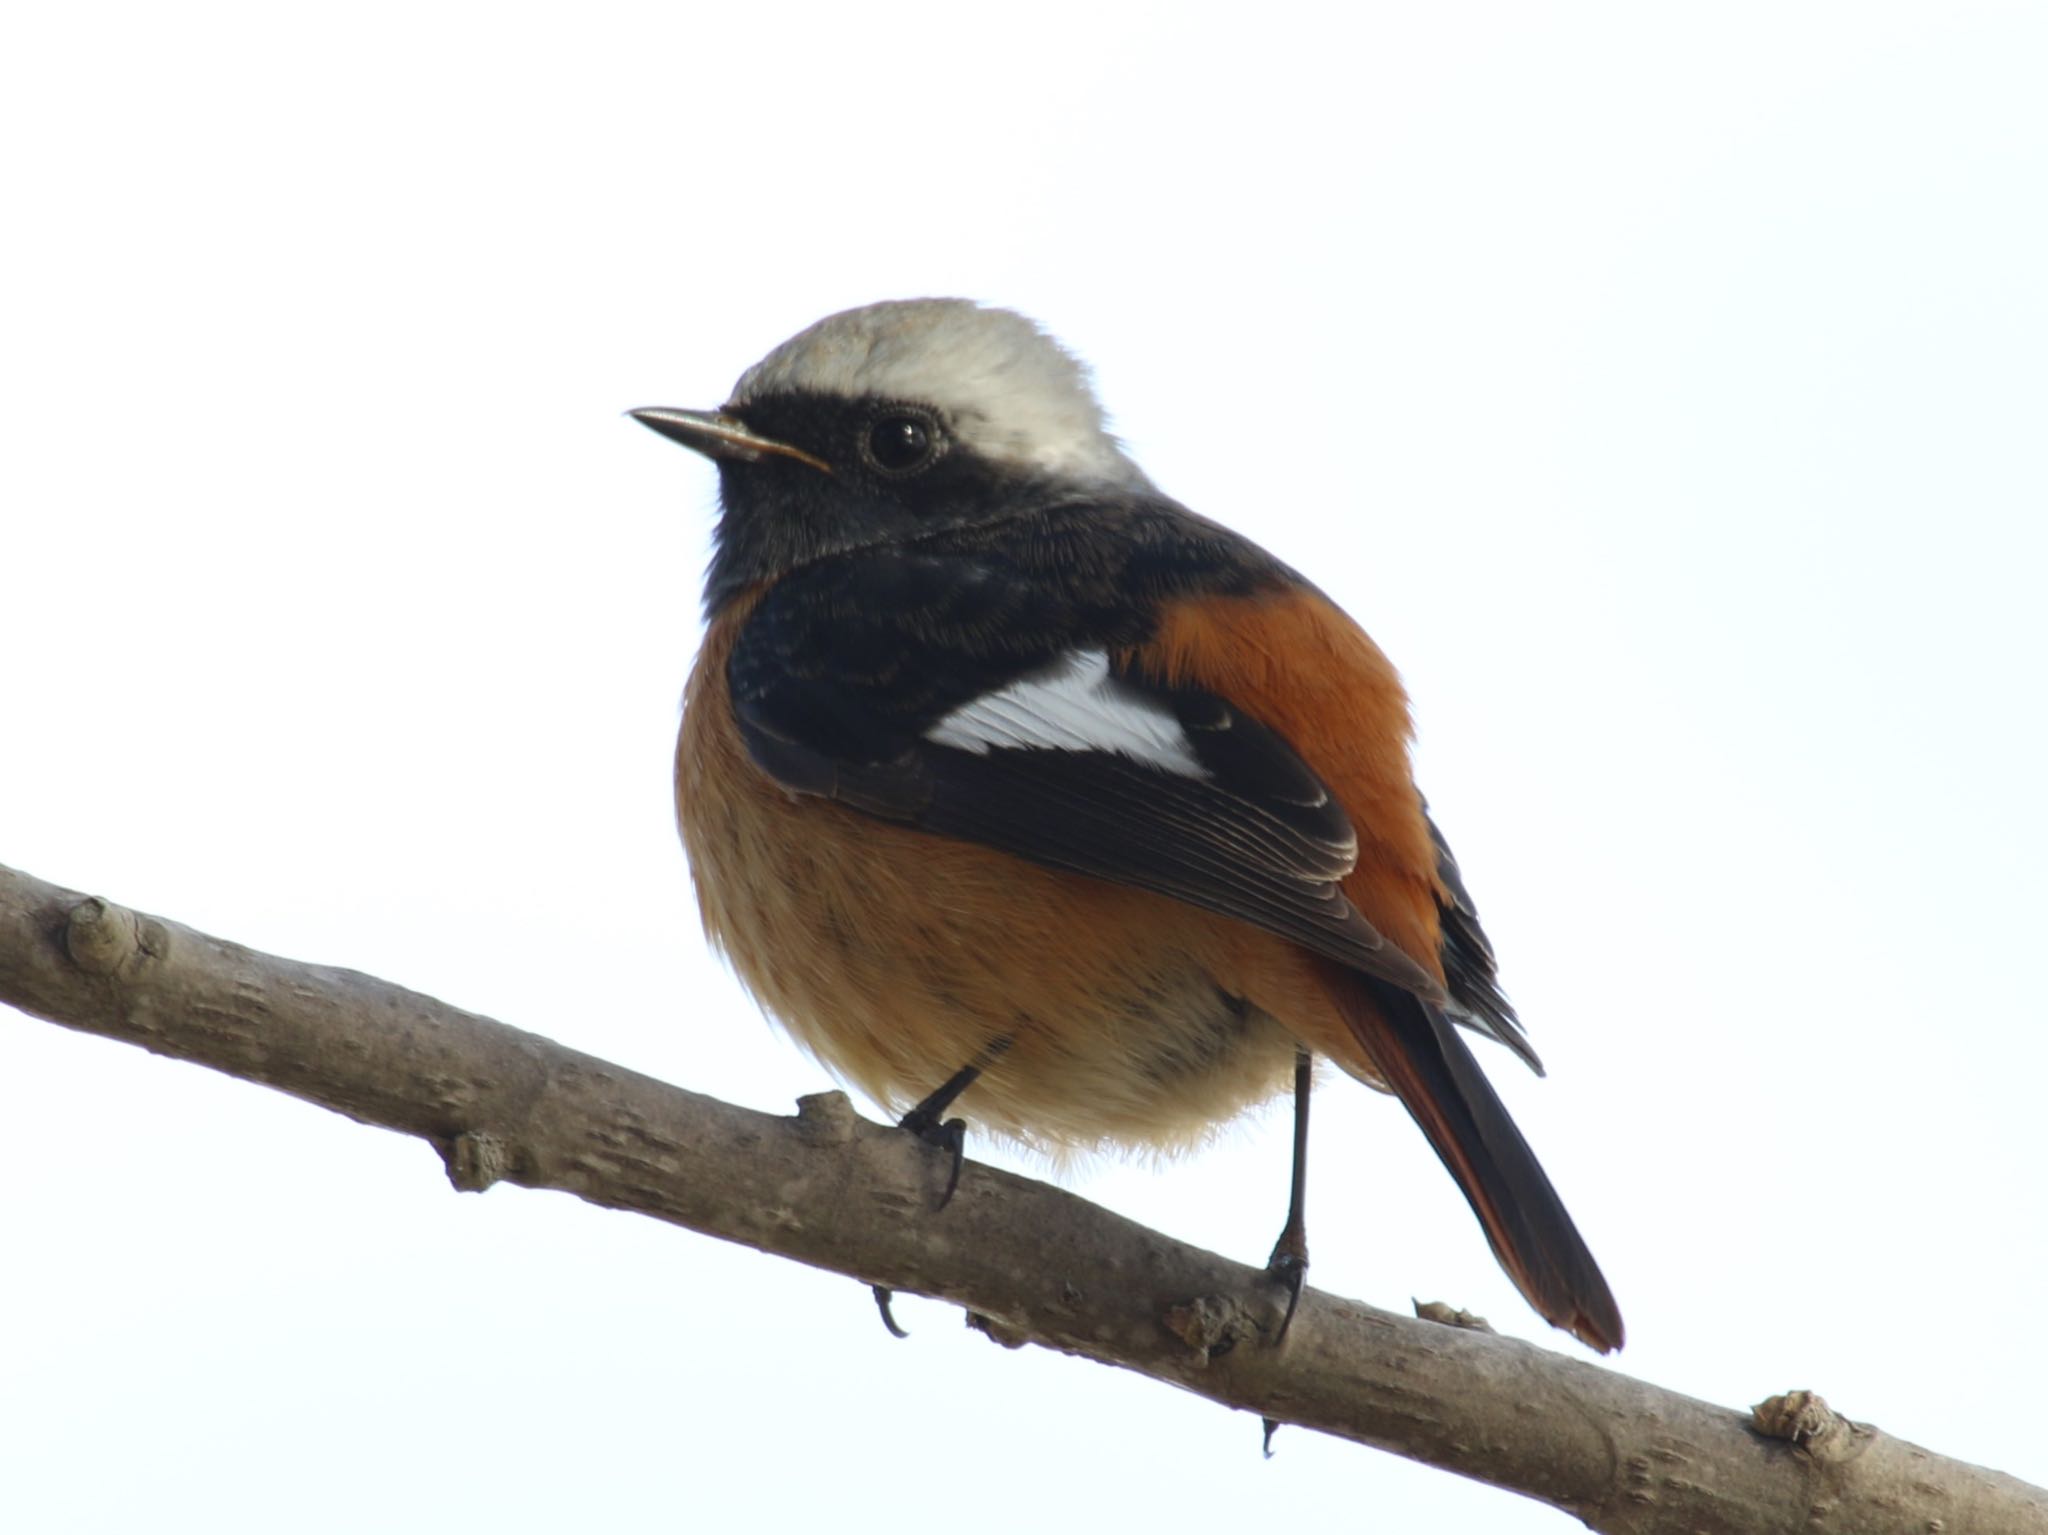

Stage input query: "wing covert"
[
  {"left": 721, "top": 509, "right": 1449, "bottom": 1003},
  {"left": 732, "top": 634, "right": 1444, "bottom": 1000}
]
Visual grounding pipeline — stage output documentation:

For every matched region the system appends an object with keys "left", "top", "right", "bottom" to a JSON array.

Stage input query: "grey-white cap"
[{"left": 732, "top": 298, "right": 1150, "bottom": 490}]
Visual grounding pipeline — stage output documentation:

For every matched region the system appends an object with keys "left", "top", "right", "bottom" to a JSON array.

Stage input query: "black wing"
[
  {"left": 728, "top": 533, "right": 1448, "bottom": 1002},
  {"left": 1423, "top": 803, "right": 1541, "bottom": 1073}
]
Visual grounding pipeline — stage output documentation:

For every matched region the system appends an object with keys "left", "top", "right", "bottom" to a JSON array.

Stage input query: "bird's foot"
[
  {"left": 898, "top": 1102, "right": 970, "bottom": 1210},
  {"left": 868, "top": 1102, "right": 970, "bottom": 1341},
  {"left": 1257, "top": 1241, "right": 1308, "bottom": 1456},
  {"left": 1264, "top": 1238, "right": 1308, "bottom": 1345}
]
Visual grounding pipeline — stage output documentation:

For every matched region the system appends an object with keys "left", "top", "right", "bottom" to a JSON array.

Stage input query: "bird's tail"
[{"left": 1324, "top": 964, "right": 1624, "bottom": 1352}]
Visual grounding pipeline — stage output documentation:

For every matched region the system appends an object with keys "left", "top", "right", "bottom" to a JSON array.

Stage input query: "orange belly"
[{"left": 676, "top": 623, "right": 1323, "bottom": 1154}]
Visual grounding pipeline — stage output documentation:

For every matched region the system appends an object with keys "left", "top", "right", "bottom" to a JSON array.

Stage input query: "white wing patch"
[{"left": 925, "top": 649, "right": 1208, "bottom": 778}]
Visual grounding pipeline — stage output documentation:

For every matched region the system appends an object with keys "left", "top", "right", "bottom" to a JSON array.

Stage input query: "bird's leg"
[
  {"left": 1265, "top": 1046, "right": 1314, "bottom": 1343},
  {"left": 1256, "top": 1048, "right": 1315, "bottom": 1449},
  {"left": 871, "top": 1039, "right": 1010, "bottom": 1338}
]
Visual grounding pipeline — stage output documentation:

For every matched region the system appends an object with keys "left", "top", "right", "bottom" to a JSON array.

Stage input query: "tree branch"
[{"left": 2, "top": 858, "right": 2039, "bottom": 1534}]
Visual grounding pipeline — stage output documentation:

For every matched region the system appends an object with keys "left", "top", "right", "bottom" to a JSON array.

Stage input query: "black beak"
[{"left": 629, "top": 407, "right": 832, "bottom": 474}]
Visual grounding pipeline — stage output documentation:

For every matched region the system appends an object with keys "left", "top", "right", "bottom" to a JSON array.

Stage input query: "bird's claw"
[
  {"left": 1265, "top": 1249, "right": 1308, "bottom": 1345},
  {"left": 899, "top": 1106, "right": 969, "bottom": 1209}
]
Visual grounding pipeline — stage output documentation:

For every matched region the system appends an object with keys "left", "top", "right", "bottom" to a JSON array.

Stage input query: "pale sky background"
[{"left": 4, "top": 4, "right": 2045, "bottom": 1530}]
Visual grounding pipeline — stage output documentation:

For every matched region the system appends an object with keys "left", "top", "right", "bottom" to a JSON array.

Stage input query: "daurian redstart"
[{"left": 633, "top": 300, "right": 1621, "bottom": 1352}]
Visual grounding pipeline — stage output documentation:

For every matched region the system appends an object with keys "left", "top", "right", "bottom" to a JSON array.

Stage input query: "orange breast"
[{"left": 675, "top": 600, "right": 1303, "bottom": 1154}]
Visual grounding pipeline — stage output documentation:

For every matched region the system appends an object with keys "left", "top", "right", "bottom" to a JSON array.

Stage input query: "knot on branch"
[
  {"left": 794, "top": 1090, "right": 860, "bottom": 1144},
  {"left": 1752, "top": 1390, "right": 1869, "bottom": 1464},
  {"left": 65, "top": 897, "right": 169, "bottom": 978},
  {"left": 445, "top": 1130, "right": 516, "bottom": 1192},
  {"left": 1414, "top": 1299, "right": 1496, "bottom": 1335},
  {"left": 967, "top": 1311, "right": 1029, "bottom": 1349},
  {"left": 1162, "top": 1292, "right": 1267, "bottom": 1364}
]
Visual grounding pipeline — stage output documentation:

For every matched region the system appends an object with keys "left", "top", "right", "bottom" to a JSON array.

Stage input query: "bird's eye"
[{"left": 865, "top": 413, "right": 937, "bottom": 473}]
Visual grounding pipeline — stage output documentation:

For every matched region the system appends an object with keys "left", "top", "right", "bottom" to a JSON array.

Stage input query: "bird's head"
[{"left": 632, "top": 299, "right": 1152, "bottom": 612}]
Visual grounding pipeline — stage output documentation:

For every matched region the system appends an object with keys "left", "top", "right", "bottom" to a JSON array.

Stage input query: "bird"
[{"left": 632, "top": 298, "right": 1623, "bottom": 1353}]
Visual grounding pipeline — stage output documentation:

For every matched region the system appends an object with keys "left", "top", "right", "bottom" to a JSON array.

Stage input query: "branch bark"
[{"left": 2, "top": 858, "right": 2040, "bottom": 1534}]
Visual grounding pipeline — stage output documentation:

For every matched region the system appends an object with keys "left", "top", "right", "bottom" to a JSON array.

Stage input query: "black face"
[{"left": 701, "top": 389, "right": 1075, "bottom": 614}]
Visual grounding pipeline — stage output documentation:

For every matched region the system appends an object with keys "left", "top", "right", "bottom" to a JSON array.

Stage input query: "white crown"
[{"left": 733, "top": 299, "right": 1148, "bottom": 487}]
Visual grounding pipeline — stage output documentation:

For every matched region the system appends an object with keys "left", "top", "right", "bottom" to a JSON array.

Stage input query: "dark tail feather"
[{"left": 1327, "top": 965, "right": 1624, "bottom": 1352}]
